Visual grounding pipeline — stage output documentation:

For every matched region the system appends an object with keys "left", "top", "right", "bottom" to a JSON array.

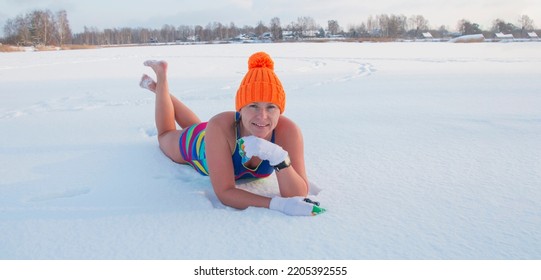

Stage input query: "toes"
[
  {"left": 139, "top": 74, "right": 155, "bottom": 89},
  {"left": 143, "top": 60, "right": 160, "bottom": 67},
  {"left": 143, "top": 60, "right": 167, "bottom": 67},
  {"left": 143, "top": 60, "right": 168, "bottom": 75}
]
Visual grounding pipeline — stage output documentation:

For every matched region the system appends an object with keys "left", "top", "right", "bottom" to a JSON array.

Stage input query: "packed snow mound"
[{"left": 449, "top": 34, "right": 485, "bottom": 43}]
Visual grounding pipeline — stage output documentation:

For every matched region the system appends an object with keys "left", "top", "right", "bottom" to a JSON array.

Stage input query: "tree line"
[
  {"left": 3, "top": 9, "right": 72, "bottom": 46},
  {"left": 1, "top": 9, "right": 538, "bottom": 46}
]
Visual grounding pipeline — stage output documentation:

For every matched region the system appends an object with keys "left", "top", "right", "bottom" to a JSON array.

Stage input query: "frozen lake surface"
[{"left": 1, "top": 42, "right": 540, "bottom": 259}]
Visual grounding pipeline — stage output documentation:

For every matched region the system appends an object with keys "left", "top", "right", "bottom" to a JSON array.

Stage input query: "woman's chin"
[{"left": 249, "top": 126, "right": 272, "bottom": 138}]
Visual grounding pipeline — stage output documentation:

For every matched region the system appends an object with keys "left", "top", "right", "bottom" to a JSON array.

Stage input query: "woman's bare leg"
[
  {"left": 143, "top": 60, "right": 199, "bottom": 163},
  {"left": 144, "top": 60, "right": 176, "bottom": 135},
  {"left": 140, "top": 73, "right": 201, "bottom": 128}
]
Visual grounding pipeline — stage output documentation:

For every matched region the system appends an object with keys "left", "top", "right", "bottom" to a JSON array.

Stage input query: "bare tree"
[
  {"left": 270, "top": 17, "right": 282, "bottom": 40},
  {"left": 377, "top": 14, "right": 407, "bottom": 38},
  {"left": 254, "top": 21, "right": 268, "bottom": 37},
  {"left": 216, "top": 22, "right": 229, "bottom": 40},
  {"left": 176, "top": 25, "right": 193, "bottom": 42},
  {"left": 366, "top": 15, "right": 378, "bottom": 36},
  {"left": 160, "top": 24, "right": 176, "bottom": 42},
  {"left": 491, "top": 19, "right": 516, "bottom": 34},
  {"left": 2, "top": 19, "right": 15, "bottom": 43},
  {"left": 408, "top": 15, "right": 429, "bottom": 37},
  {"left": 81, "top": 26, "right": 99, "bottom": 45},
  {"left": 209, "top": 22, "right": 227, "bottom": 41},
  {"left": 29, "top": 10, "right": 55, "bottom": 45},
  {"left": 103, "top": 28, "right": 113, "bottom": 44},
  {"left": 438, "top": 25, "right": 449, "bottom": 37},
  {"left": 408, "top": 15, "right": 429, "bottom": 30},
  {"left": 457, "top": 19, "right": 482, "bottom": 35},
  {"left": 347, "top": 23, "right": 367, "bottom": 38},
  {"left": 3, "top": 16, "right": 31, "bottom": 45},
  {"left": 229, "top": 22, "right": 240, "bottom": 39},
  {"left": 54, "top": 10, "right": 71, "bottom": 46},
  {"left": 296, "top": 16, "right": 318, "bottom": 38},
  {"left": 194, "top": 25, "right": 204, "bottom": 41},
  {"left": 203, "top": 23, "right": 213, "bottom": 41},
  {"left": 327, "top": 20, "right": 340, "bottom": 36},
  {"left": 391, "top": 14, "right": 407, "bottom": 38},
  {"left": 518, "top": 15, "right": 535, "bottom": 31}
]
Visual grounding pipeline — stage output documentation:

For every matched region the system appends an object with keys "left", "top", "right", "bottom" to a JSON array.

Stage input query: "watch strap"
[{"left": 273, "top": 156, "right": 291, "bottom": 171}]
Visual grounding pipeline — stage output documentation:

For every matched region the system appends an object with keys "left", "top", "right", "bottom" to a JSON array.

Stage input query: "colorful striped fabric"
[{"left": 179, "top": 122, "right": 209, "bottom": 176}]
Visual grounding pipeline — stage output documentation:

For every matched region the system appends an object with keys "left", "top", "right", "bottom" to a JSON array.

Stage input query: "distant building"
[
  {"left": 260, "top": 32, "right": 272, "bottom": 40},
  {"left": 494, "top": 32, "right": 514, "bottom": 40},
  {"left": 527, "top": 32, "right": 539, "bottom": 39},
  {"left": 282, "top": 30, "right": 295, "bottom": 40},
  {"left": 421, "top": 32, "right": 433, "bottom": 39}
]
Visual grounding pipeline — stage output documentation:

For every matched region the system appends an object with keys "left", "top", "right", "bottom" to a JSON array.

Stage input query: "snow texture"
[{"left": 1, "top": 42, "right": 540, "bottom": 259}]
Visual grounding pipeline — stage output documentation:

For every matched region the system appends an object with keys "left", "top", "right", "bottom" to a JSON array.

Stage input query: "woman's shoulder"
[
  {"left": 207, "top": 111, "right": 236, "bottom": 138},
  {"left": 208, "top": 111, "right": 236, "bottom": 125},
  {"left": 275, "top": 115, "right": 303, "bottom": 143},
  {"left": 277, "top": 115, "right": 300, "bottom": 131}
]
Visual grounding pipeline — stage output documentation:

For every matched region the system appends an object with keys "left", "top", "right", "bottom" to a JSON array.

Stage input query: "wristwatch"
[{"left": 273, "top": 156, "right": 291, "bottom": 172}]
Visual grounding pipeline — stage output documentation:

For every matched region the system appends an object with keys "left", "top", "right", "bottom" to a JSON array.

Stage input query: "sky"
[{"left": 1, "top": 0, "right": 540, "bottom": 34}]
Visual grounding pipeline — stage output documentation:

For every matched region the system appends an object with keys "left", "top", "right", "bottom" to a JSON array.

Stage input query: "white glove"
[
  {"left": 269, "top": 196, "right": 326, "bottom": 216},
  {"left": 239, "top": 136, "right": 288, "bottom": 166}
]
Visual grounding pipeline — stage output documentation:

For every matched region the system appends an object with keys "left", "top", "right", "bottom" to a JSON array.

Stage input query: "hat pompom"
[{"left": 248, "top": 52, "right": 274, "bottom": 71}]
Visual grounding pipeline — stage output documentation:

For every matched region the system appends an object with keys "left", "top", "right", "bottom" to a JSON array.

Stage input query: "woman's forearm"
[
  {"left": 216, "top": 187, "right": 272, "bottom": 210},
  {"left": 276, "top": 166, "right": 309, "bottom": 197}
]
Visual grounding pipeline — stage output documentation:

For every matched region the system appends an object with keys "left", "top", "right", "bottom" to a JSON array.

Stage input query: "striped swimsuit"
[{"left": 178, "top": 113, "right": 275, "bottom": 180}]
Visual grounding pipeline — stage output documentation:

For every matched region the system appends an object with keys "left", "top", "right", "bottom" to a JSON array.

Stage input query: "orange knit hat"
[{"left": 236, "top": 52, "right": 286, "bottom": 113}]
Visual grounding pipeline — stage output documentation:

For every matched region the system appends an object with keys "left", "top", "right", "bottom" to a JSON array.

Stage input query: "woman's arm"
[
  {"left": 205, "top": 113, "right": 271, "bottom": 210},
  {"left": 274, "top": 116, "right": 309, "bottom": 197}
]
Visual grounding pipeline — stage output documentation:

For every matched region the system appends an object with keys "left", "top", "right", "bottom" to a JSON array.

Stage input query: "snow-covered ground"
[{"left": 1, "top": 42, "right": 540, "bottom": 259}]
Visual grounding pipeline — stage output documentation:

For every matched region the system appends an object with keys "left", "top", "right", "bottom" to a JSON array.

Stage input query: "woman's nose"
[{"left": 257, "top": 108, "right": 267, "bottom": 118}]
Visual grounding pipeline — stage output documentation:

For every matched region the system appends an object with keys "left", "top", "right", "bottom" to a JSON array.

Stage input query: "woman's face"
[{"left": 239, "top": 102, "right": 280, "bottom": 139}]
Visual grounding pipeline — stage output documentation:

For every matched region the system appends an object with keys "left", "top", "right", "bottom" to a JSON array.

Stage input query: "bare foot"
[
  {"left": 143, "top": 60, "right": 168, "bottom": 76},
  {"left": 139, "top": 74, "right": 157, "bottom": 92}
]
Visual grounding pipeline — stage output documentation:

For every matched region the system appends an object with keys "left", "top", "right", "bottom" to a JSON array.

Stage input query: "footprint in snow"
[{"left": 24, "top": 187, "right": 91, "bottom": 203}]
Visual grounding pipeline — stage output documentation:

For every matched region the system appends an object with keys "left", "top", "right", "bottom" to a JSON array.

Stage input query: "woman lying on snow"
[{"left": 139, "top": 52, "right": 325, "bottom": 216}]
